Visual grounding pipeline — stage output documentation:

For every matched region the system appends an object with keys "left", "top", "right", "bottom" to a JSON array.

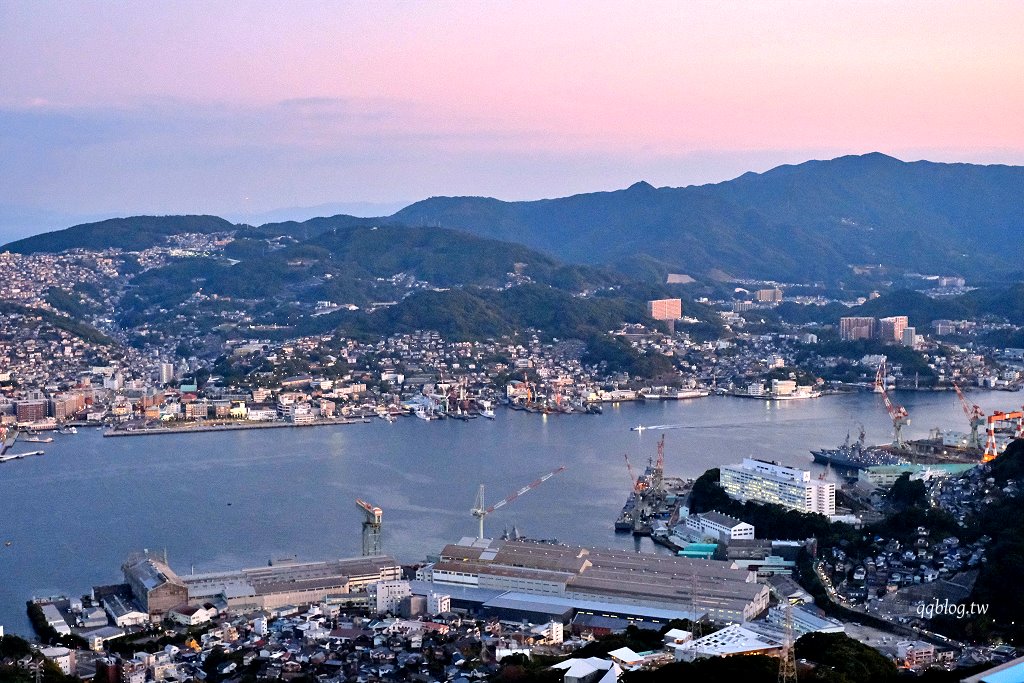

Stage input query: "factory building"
[
  {"left": 420, "top": 538, "right": 769, "bottom": 623},
  {"left": 181, "top": 555, "right": 400, "bottom": 612},
  {"left": 122, "top": 554, "right": 189, "bottom": 620}
]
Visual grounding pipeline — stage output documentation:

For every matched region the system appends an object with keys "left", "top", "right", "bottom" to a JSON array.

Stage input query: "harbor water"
[{"left": 0, "top": 390, "right": 1015, "bottom": 635}]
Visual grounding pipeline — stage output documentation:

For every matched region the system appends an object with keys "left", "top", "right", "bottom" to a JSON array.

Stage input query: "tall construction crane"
[
  {"left": 653, "top": 434, "right": 665, "bottom": 492},
  {"left": 356, "top": 498, "right": 383, "bottom": 556},
  {"left": 471, "top": 465, "right": 566, "bottom": 540},
  {"left": 954, "top": 383, "right": 986, "bottom": 449},
  {"left": 880, "top": 385, "right": 910, "bottom": 448}
]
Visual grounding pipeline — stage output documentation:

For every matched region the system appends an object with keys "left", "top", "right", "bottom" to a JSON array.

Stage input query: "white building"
[
  {"left": 373, "top": 580, "right": 411, "bottom": 615},
  {"left": 287, "top": 403, "right": 316, "bottom": 424},
  {"left": 427, "top": 592, "right": 450, "bottom": 615},
  {"left": 719, "top": 459, "right": 835, "bottom": 516},
  {"left": 253, "top": 615, "right": 268, "bottom": 636},
  {"left": 247, "top": 408, "right": 277, "bottom": 421},
  {"left": 684, "top": 511, "right": 754, "bottom": 542},
  {"left": 168, "top": 605, "right": 213, "bottom": 626},
  {"left": 159, "top": 362, "right": 175, "bottom": 385},
  {"left": 39, "top": 647, "right": 75, "bottom": 675},
  {"left": 103, "top": 595, "right": 149, "bottom": 628}
]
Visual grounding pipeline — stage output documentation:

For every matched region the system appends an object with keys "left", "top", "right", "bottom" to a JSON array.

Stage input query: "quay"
[
  {"left": 102, "top": 418, "right": 371, "bottom": 438},
  {"left": 0, "top": 449, "right": 44, "bottom": 463},
  {"left": 0, "top": 429, "right": 17, "bottom": 455}
]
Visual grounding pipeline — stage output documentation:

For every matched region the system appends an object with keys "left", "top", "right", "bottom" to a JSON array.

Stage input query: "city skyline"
[{"left": 2, "top": 1, "right": 1024, "bottom": 239}]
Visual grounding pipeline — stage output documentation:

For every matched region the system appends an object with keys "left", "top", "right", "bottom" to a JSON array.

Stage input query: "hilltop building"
[
  {"left": 755, "top": 288, "right": 783, "bottom": 303},
  {"left": 647, "top": 299, "right": 682, "bottom": 321},
  {"left": 719, "top": 459, "right": 835, "bottom": 516}
]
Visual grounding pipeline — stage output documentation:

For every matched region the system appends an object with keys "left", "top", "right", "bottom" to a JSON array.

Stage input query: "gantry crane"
[
  {"left": 356, "top": 498, "right": 383, "bottom": 556},
  {"left": 471, "top": 465, "right": 566, "bottom": 539},
  {"left": 982, "top": 410, "right": 1024, "bottom": 462},
  {"left": 954, "top": 383, "right": 986, "bottom": 449}
]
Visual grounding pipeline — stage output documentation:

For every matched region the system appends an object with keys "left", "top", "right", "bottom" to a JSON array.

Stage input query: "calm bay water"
[{"left": 0, "top": 390, "right": 1016, "bottom": 635}]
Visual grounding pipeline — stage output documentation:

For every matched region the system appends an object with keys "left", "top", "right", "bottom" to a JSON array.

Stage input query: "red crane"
[
  {"left": 471, "top": 465, "right": 567, "bottom": 539},
  {"left": 624, "top": 453, "right": 647, "bottom": 493},
  {"left": 880, "top": 385, "right": 910, "bottom": 448},
  {"left": 954, "top": 383, "right": 986, "bottom": 449}
]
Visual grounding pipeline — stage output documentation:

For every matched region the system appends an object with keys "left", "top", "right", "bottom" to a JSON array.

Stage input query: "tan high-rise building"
[
  {"left": 840, "top": 317, "right": 876, "bottom": 341},
  {"left": 879, "top": 316, "right": 909, "bottom": 344},
  {"left": 647, "top": 298, "right": 682, "bottom": 321},
  {"left": 755, "top": 288, "right": 783, "bottom": 303}
]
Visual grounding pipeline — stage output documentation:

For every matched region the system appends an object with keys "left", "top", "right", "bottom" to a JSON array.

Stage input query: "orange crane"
[
  {"left": 880, "top": 385, "right": 910, "bottom": 448},
  {"left": 471, "top": 465, "right": 566, "bottom": 539},
  {"left": 982, "top": 410, "right": 1024, "bottom": 462},
  {"left": 356, "top": 498, "right": 383, "bottom": 556},
  {"left": 954, "top": 383, "right": 986, "bottom": 449}
]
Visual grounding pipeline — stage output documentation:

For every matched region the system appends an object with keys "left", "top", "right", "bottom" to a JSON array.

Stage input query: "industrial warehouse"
[
  {"left": 416, "top": 537, "right": 770, "bottom": 623},
  {"left": 119, "top": 552, "right": 401, "bottom": 618}
]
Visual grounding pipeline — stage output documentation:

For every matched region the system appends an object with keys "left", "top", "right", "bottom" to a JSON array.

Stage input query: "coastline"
[{"left": 103, "top": 418, "right": 371, "bottom": 438}]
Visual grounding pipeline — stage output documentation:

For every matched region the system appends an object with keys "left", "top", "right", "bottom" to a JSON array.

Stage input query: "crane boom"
[
  {"left": 471, "top": 465, "right": 566, "bottom": 539},
  {"left": 487, "top": 466, "right": 566, "bottom": 513}
]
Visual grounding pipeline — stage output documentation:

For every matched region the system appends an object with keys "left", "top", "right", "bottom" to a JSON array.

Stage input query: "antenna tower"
[{"left": 778, "top": 603, "right": 798, "bottom": 683}]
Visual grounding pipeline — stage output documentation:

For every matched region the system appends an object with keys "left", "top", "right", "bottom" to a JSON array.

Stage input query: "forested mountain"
[
  {"left": 7, "top": 154, "right": 1024, "bottom": 285},
  {"left": 391, "top": 153, "right": 1024, "bottom": 281}
]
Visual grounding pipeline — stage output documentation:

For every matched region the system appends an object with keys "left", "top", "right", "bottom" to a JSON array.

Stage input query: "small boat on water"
[
  {"left": 22, "top": 436, "right": 53, "bottom": 443},
  {"left": 631, "top": 425, "right": 646, "bottom": 433}
]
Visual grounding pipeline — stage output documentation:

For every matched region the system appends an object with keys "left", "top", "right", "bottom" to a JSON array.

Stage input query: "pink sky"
[{"left": 1, "top": 1, "right": 1023, "bottom": 221}]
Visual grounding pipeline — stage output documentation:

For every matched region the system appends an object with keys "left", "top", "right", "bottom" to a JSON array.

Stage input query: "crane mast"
[
  {"left": 356, "top": 498, "right": 383, "bottom": 556},
  {"left": 954, "top": 383, "right": 986, "bottom": 449},
  {"left": 471, "top": 465, "right": 566, "bottom": 539},
  {"left": 880, "top": 385, "right": 910, "bottom": 448}
]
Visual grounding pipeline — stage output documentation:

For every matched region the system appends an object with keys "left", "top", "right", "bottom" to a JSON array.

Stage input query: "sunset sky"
[{"left": 1, "top": 1, "right": 1023, "bottom": 233}]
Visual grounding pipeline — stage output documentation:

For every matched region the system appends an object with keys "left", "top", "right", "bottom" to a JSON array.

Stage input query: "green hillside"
[{"left": 2, "top": 215, "right": 236, "bottom": 253}]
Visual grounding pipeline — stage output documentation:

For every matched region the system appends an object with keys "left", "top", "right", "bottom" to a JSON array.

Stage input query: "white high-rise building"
[
  {"left": 159, "top": 362, "right": 175, "bottom": 385},
  {"left": 719, "top": 458, "right": 835, "bottom": 516},
  {"left": 373, "top": 580, "right": 411, "bottom": 615}
]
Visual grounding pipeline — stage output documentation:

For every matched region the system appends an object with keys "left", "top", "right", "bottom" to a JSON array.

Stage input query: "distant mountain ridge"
[{"left": 6, "top": 153, "right": 1024, "bottom": 282}]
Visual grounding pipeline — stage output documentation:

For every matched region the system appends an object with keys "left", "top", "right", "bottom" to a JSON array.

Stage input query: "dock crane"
[
  {"left": 356, "top": 498, "right": 383, "bottom": 556},
  {"left": 653, "top": 434, "right": 665, "bottom": 493},
  {"left": 874, "top": 359, "right": 888, "bottom": 393},
  {"left": 880, "top": 385, "right": 910, "bottom": 448},
  {"left": 954, "top": 383, "right": 986, "bottom": 449},
  {"left": 982, "top": 410, "right": 1024, "bottom": 462},
  {"left": 624, "top": 453, "right": 647, "bottom": 493},
  {"left": 471, "top": 465, "right": 566, "bottom": 540}
]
